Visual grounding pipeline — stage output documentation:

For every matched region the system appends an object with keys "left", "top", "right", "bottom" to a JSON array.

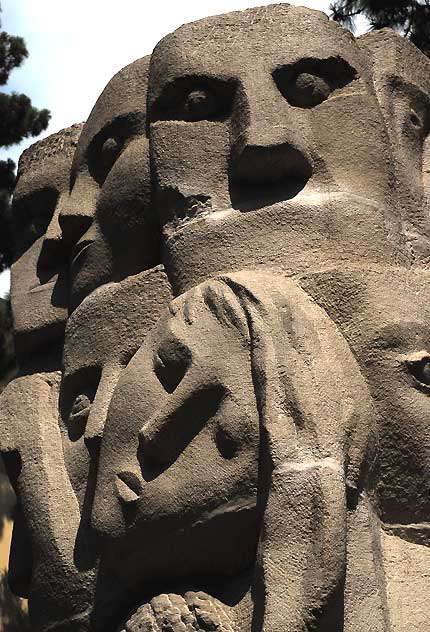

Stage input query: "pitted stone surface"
[{"left": 2, "top": 5, "right": 430, "bottom": 632}]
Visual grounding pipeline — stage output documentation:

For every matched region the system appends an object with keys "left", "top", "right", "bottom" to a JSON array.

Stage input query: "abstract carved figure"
[
  {"left": 60, "top": 55, "right": 159, "bottom": 312},
  {"left": 1, "top": 4, "right": 430, "bottom": 632},
  {"left": 93, "top": 271, "right": 380, "bottom": 631},
  {"left": 0, "top": 125, "right": 96, "bottom": 632}
]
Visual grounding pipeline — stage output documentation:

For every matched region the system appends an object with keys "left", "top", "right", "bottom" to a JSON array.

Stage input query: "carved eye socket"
[
  {"left": 153, "top": 339, "right": 191, "bottom": 394},
  {"left": 273, "top": 56, "right": 357, "bottom": 109},
  {"left": 151, "top": 78, "right": 235, "bottom": 123},
  {"left": 101, "top": 137, "right": 122, "bottom": 172},
  {"left": 410, "top": 110, "right": 423, "bottom": 128},
  {"left": 182, "top": 89, "right": 217, "bottom": 121},
  {"left": 406, "top": 355, "right": 430, "bottom": 388}
]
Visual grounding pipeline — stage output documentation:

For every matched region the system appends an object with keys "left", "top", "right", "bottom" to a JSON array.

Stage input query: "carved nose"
[
  {"left": 232, "top": 143, "right": 312, "bottom": 184},
  {"left": 229, "top": 79, "right": 312, "bottom": 211},
  {"left": 37, "top": 211, "right": 64, "bottom": 279}
]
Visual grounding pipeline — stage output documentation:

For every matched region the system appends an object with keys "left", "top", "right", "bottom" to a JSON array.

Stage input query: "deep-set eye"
[
  {"left": 410, "top": 109, "right": 423, "bottom": 129},
  {"left": 153, "top": 338, "right": 191, "bottom": 394},
  {"left": 67, "top": 392, "right": 93, "bottom": 438},
  {"left": 182, "top": 88, "right": 217, "bottom": 121},
  {"left": 273, "top": 56, "right": 357, "bottom": 109},
  {"left": 406, "top": 355, "right": 430, "bottom": 387},
  {"left": 289, "top": 72, "right": 331, "bottom": 108},
  {"left": 101, "top": 137, "right": 122, "bottom": 172},
  {"left": 151, "top": 77, "right": 236, "bottom": 123}
]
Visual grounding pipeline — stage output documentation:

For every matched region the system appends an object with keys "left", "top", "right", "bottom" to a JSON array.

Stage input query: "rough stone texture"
[
  {"left": 2, "top": 4, "right": 430, "bottom": 632},
  {"left": 61, "top": 55, "right": 160, "bottom": 312},
  {"left": 11, "top": 123, "right": 83, "bottom": 362}
]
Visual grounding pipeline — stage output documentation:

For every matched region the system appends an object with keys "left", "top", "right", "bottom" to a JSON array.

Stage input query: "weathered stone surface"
[
  {"left": 60, "top": 55, "right": 159, "bottom": 312},
  {"left": 2, "top": 4, "right": 430, "bottom": 632},
  {"left": 11, "top": 124, "right": 83, "bottom": 362}
]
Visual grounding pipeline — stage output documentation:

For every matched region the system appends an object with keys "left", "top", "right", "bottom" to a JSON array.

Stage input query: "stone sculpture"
[{"left": 1, "top": 4, "right": 430, "bottom": 632}]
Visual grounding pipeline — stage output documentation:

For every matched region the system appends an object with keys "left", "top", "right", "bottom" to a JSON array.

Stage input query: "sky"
[{"left": 0, "top": 0, "right": 368, "bottom": 297}]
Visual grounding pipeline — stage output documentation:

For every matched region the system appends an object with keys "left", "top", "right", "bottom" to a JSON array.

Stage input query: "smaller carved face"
[
  {"left": 93, "top": 280, "right": 260, "bottom": 589},
  {"left": 359, "top": 31, "right": 430, "bottom": 262},
  {"left": 60, "top": 56, "right": 159, "bottom": 312},
  {"left": 10, "top": 129, "right": 80, "bottom": 354},
  {"left": 301, "top": 266, "right": 430, "bottom": 525},
  {"left": 60, "top": 268, "right": 171, "bottom": 506}
]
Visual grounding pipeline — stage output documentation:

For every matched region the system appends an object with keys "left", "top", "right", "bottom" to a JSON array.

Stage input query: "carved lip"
[
  {"left": 115, "top": 471, "right": 143, "bottom": 504},
  {"left": 71, "top": 239, "right": 94, "bottom": 268},
  {"left": 29, "top": 279, "right": 57, "bottom": 293}
]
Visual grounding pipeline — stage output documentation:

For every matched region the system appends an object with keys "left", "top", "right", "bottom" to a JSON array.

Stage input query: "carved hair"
[
  {"left": 17, "top": 122, "right": 84, "bottom": 176},
  {"left": 176, "top": 270, "right": 387, "bottom": 632}
]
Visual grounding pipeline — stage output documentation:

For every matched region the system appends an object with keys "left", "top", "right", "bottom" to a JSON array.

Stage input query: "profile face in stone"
[
  {"left": 93, "top": 279, "right": 260, "bottom": 589},
  {"left": 61, "top": 55, "right": 159, "bottom": 311},
  {"left": 11, "top": 125, "right": 82, "bottom": 358},
  {"left": 0, "top": 373, "right": 95, "bottom": 632},
  {"left": 301, "top": 266, "right": 430, "bottom": 525},
  {"left": 148, "top": 4, "right": 391, "bottom": 290},
  {"left": 60, "top": 267, "right": 171, "bottom": 507},
  {"left": 92, "top": 270, "right": 377, "bottom": 632},
  {"left": 359, "top": 30, "right": 430, "bottom": 263}
]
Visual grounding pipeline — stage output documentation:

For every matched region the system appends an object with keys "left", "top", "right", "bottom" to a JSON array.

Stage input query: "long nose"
[
  {"left": 58, "top": 172, "right": 98, "bottom": 256},
  {"left": 37, "top": 193, "right": 66, "bottom": 275},
  {"left": 84, "top": 367, "right": 121, "bottom": 461},
  {"left": 138, "top": 375, "right": 224, "bottom": 477},
  {"left": 229, "top": 73, "right": 312, "bottom": 209}
]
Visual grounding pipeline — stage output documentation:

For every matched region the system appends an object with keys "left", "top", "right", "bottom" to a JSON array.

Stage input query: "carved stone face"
[
  {"left": 301, "top": 266, "right": 430, "bottom": 525},
  {"left": 148, "top": 5, "right": 392, "bottom": 292},
  {"left": 60, "top": 56, "right": 159, "bottom": 312},
  {"left": 93, "top": 279, "right": 260, "bottom": 592},
  {"left": 0, "top": 373, "right": 95, "bottom": 632},
  {"left": 10, "top": 126, "right": 82, "bottom": 358},
  {"left": 359, "top": 30, "right": 430, "bottom": 265},
  {"left": 60, "top": 268, "right": 171, "bottom": 506}
]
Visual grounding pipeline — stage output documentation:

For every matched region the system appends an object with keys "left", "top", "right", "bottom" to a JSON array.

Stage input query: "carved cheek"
[
  {"left": 150, "top": 120, "right": 231, "bottom": 228},
  {"left": 311, "top": 92, "right": 390, "bottom": 201}
]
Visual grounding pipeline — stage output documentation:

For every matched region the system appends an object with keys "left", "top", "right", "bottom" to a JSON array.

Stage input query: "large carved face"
[
  {"left": 10, "top": 126, "right": 82, "bottom": 358},
  {"left": 301, "top": 266, "right": 430, "bottom": 525},
  {"left": 91, "top": 270, "right": 377, "bottom": 632},
  {"left": 92, "top": 279, "right": 260, "bottom": 591},
  {"left": 60, "top": 56, "right": 159, "bottom": 312},
  {"left": 148, "top": 4, "right": 392, "bottom": 292}
]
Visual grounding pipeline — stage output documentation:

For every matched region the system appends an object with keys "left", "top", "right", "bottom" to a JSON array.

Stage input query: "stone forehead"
[
  {"left": 153, "top": 3, "right": 355, "bottom": 63},
  {"left": 359, "top": 29, "right": 430, "bottom": 97},
  {"left": 74, "top": 55, "right": 151, "bottom": 162},
  {"left": 300, "top": 264, "right": 430, "bottom": 326},
  {"left": 149, "top": 4, "right": 364, "bottom": 96},
  {"left": 168, "top": 4, "right": 330, "bottom": 38},
  {"left": 17, "top": 123, "right": 84, "bottom": 177}
]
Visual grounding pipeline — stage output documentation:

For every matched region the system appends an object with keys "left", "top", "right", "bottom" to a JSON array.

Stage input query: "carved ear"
[{"left": 225, "top": 275, "right": 386, "bottom": 632}]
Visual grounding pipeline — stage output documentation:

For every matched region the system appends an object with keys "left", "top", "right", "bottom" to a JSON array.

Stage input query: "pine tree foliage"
[
  {"left": 0, "top": 30, "right": 27, "bottom": 86},
  {"left": 0, "top": 1, "right": 51, "bottom": 272},
  {"left": 330, "top": 0, "right": 430, "bottom": 57}
]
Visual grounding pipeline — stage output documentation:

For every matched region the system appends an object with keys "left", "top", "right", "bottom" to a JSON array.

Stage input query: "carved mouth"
[
  {"left": 71, "top": 239, "right": 94, "bottom": 269},
  {"left": 229, "top": 173, "right": 310, "bottom": 212},
  {"left": 115, "top": 471, "right": 143, "bottom": 504},
  {"left": 29, "top": 278, "right": 57, "bottom": 293}
]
